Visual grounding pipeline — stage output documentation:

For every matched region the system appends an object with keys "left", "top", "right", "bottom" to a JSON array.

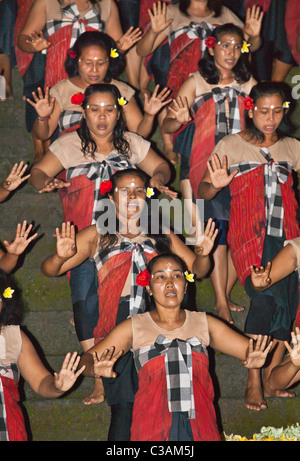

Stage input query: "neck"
[
  {"left": 187, "top": 0, "right": 210, "bottom": 17},
  {"left": 152, "top": 306, "right": 184, "bottom": 326}
]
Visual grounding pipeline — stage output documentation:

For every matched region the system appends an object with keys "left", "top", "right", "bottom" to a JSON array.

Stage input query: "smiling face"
[
  {"left": 78, "top": 45, "right": 109, "bottom": 86},
  {"left": 84, "top": 91, "right": 119, "bottom": 139},
  {"left": 111, "top": 172, "right": 147, "bottom": 223},
  {"left": 146, "top": 257, "right": 187, "bottom": 310},
  {"left": 249, "top": 93, "right": 285, "bottom": 136},
  {"left": 209, "top": 32, "right": 242, "bottom": 72}
]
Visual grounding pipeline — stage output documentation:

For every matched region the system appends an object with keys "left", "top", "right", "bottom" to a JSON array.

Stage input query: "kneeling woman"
[{"left": 79, "top": 252, "right": 271, "bottom": 441}]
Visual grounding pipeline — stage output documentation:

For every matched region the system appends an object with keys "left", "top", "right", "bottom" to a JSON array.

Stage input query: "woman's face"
[
  {"left": 249, "top": 93, "right": 285, "bottom": 136},
  {"left": 147, "top": 258, "right": 186, "bottom": 310},
  {"left": 84, "top": 91, "right": 119, "bottom": 139},
  {"left": 78, "top": 45, "right": 109, "bottom": 86},
  {"left": 209, "top": 32, "right": 242, "bottom": 72},
  {"left": 111, "top": 173, "right": 147, "bottom": 222}
]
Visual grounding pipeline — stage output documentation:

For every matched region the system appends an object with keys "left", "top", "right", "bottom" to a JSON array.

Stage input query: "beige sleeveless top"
[
  {"left": 0, "top": 325, "right": 22, "bottom": 366},
  {"left": 131, "top": 310, "right": 210, "bottom": 351},
  {"left": 284, "top": 237, "right": 300, "bottom": 270},
  {"left": 45, "top": 0, "right": 111, "bottom": 23}
]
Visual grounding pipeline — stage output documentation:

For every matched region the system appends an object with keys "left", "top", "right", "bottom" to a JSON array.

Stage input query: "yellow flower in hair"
[
  {"left": 184, "top": 271, "right": 194, "bottom": 282},
  {"left": 241, "top": 40, "right": 251, "bottom": 53},
  {"left": 118, "top": 96, "right": 128, "bottom": 106},
  {"left": 3, "top": 287, "right": 14, "bottom": 299},
  {"left": 146, "top": 187, "right": 154, "bottom": 198},
  {"left": 283, "top": 101, "right": 290, "bottom": 108},
  {"left": 110, "top": 48, "right": 119, "bottom": 58}
]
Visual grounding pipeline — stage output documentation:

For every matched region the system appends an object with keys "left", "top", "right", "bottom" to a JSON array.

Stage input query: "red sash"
[{"left": 1, "top": 376, "right": 27, "bottom": 441}]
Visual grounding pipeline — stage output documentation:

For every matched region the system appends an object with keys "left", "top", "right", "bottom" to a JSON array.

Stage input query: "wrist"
[
  {"left": 210, "top": 182, "right": 222, "bottom": 192},
  {"left": 38, "top": 115, "right": 50, "bottom": 122}
]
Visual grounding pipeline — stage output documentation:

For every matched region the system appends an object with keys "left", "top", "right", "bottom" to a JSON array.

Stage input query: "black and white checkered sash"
[
  {"left": 229, "top": 149, "right": 293, "bottom": 237},
  {"left": 45, "top": 3, "right": 104, "bottom": 47},
  {"left": 191, "top": 86, "right": 246, "bottom": 144},
  {"left": 94, "top": 238, "right": 156, "bottom": 316},
  {"left": 59, "top": 110, "right": 82, "bottom": 134},
  {"left": 66, "top": 153, "right": 133, "bottom": 224},
  {"left": 168, "top": 21, "right": 215, "bottom": 57},
  {"left": 133, "top": 335, "right": 207, "bottom": 419},
  {"left": 0, "top": 362, "right": 20, "bottom": 441}
]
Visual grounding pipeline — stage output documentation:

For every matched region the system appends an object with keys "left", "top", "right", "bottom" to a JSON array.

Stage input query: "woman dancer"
[
  {"left": 29, "top": 84, "right": 175, "bottom": 405},
  {"left": 162, "top": 23, "right": 256, "bottom": 323},
  {"left": 198, "top": 82, "right": 300, "bottom": 410},
  {"left": 0, "top": 270, "right": 85, "bottom": 441},
  {"left": 79, "top": 252, "right": 272, "bottom": 441},
  {"left": 41, "top": 168, "right": 218, "bottom": 440}
]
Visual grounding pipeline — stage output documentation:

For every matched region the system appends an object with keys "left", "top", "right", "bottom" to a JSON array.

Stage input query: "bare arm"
[
  {"left": 28, "top": 151, "right": 70, "bottom": 192},
  {"left": 17, "top": 0, "right": 49, "bottom": 53},
  {"left": 79, "top": 318, "right": 133, "bottom": 377},
  {"left": 41, "top": 223, "right": 97, "bottom": 277},
  {"left": 19, "top": 331, "right": 84, "bottom": 398},
  {"left": 28, "top": 87, "right": 61, "bottom": 140}
]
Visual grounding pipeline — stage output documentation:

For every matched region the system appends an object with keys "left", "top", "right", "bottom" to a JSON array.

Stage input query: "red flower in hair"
[
  {"left": 205, "top": 36, "right": 217, "bottom": 48},
  {"left": 136, "top": 269, "right": 151, "bottom": 287},
  {"left": 71, "top": 92, "right": 85, "bottom": 105},
  {"left": 67, "top": 49, "right": 77, "bottom": 59},
  {"left": 100, "top": 180, "right": 112, "bottom": 195},
  {"left": 243, "top": 96, "right": 254, "bottom": 110}
]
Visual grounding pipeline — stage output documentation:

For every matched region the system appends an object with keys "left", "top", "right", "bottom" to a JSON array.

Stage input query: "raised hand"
[
  {"left": 194, "top": 218, "right": 218, "bottom": 256},
  {"left": 143, "top": 85, "right": 172, "bottom": 116},
  {"left": 54, "top": 352, "right": 86, "bottom": 392},
  {"left": 149, "top": 175, "right": 178, "bottom": 199},
  {"left": 117, "top": 26, "right": 143, "bottom": 52},
  {"left": 27, "top": 87, "right": 55, "bottom": 120},
  {"left": 250, "top": 262, "right": 272, "bottom": 292},
  {"left": 39, "top": 177, "right": 71, "bottom": 193},
  {"left": 148, "top": 1, "right": 173, "bottom": 34},
  {"left": 3, "top": 221, "right": 38, "bottom": 256},
  {"left": 1, "top": 161, "right": 31, "bottom": 192},
  {"left": 207, "top": 154, "right": 238, "bottom": 190},
  {"left": 284, "top": 327, "right": 300, "bottom": 368},
  {"left": 25, "top": 30, "right": 51, "bottom": 52},
  {"left": 244, "top": 6, "right": 263, "bottom": 39},
  {"left": 168, "top": 96, "right": 192, "bottom": 124},
  {"left": 243, "top": 335, "right": 273, "bottom": 369},
  {"left": 93, "top": 347, "right": 124, "bottom": 378},
  {"left": 55, "top": 222, "right": 77, "bottom": 260}
]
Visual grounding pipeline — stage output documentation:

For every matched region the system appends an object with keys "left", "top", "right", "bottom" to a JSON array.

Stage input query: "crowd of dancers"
[{"left": 0, "top": 0, "right": 300, "bottom": 442}]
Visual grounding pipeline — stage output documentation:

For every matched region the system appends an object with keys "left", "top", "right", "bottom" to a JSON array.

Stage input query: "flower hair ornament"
[
  {"left": 243, "top": 96, "right": 254, "bottom": 110},
  {"left": 3, "top": 287, "right": 14, "bottom": 299},
  {"left": 99, "top": 180, "right": 113, "bottom": 195},
  {"left": 118, "top": 96, "right": 128, "bottom": 106},
  {"left": 136, "top": 269, "right": 151, "bottom": 287},
  {"left": 67, "top": 48, "right": 77, "bottom": 59},
  {"left": 184, "top": 271, "right": 195, "bottom": 282},
  {"left": 205, "top": 36, "right": 217, "bottom": 49},
  {"left": 241, "top": 40, "right": 251, "bottom": 53},
  {"left": 110, "top": 48, "right": 119, "bottom": 58},
  {"left": 283, "top": 101, "right": 290, "bottom": 109},
  {"left": 71, "top": 92, "right": 85, "bottom": 105},
  {"left": 146, "top": 187, "right": 154, "bottom": 198}
]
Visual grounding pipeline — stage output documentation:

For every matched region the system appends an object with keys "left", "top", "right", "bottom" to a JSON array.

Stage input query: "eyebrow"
[
  {"left": 86, "top": 103, "right": 117, "bottom": 108},
  {"left": 153, "top": 269, "right": 182, "bottom": 274}
]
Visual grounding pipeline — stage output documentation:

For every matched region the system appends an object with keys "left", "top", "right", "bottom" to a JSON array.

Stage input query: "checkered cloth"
[
  {"left": 66, "top": 153, "right": 133, "bottom": 224},
  {"left": 168, "top": 21, "right": 215, "bottom": 57},
  {"left": 45, "top": 3, "right": 104, "bottom": 48},
  {"left": 94, "top": 238, "right": 156, "bottom": 316},
  {"left": 134, "top": 335, "right": 207, "bottom": 419},
  {"left": 229, "top": 150, "right": 293, "bottom": 237},
  {"left": 59, "top": 110, "right": 82, "bottom": 134},
  {"left": 192, "top": 86, "right": 246, "bottom": 144},
  {"left": 0, "top": 363, "right": 20, "bottom": 441}
]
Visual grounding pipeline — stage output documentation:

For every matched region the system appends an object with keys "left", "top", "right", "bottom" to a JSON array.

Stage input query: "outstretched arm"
[
  {"left": 197, "top": 154, "right": 238, "bottom": 200},
  {"left": 268, "top": 327, "right": 300, "bottom": 390}
]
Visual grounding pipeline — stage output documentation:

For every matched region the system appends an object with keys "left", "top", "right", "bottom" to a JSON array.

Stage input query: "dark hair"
[
  {"left": 77, "top": 83, "right": 131, "bottom": 158},
  {"left": 146, "top": 253, "right": 189, "bottom": 310},
  {"left": 179, "top": 0, "right": 223, "bottom": 17},
  {"left": 198, "top": 23, "right": 251, "bottom": 84},
  {"left": 0, "top": 271, "right": 23, "bottom": 329},
  {"left": 244, "top": 81, "right": 293, "bottom": 143},
  {"left": 65, "top": 31, "right": 124, "bottom": 80},
  {"left": 97, "top": 169, "right": 171, "bottom": 251}
]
